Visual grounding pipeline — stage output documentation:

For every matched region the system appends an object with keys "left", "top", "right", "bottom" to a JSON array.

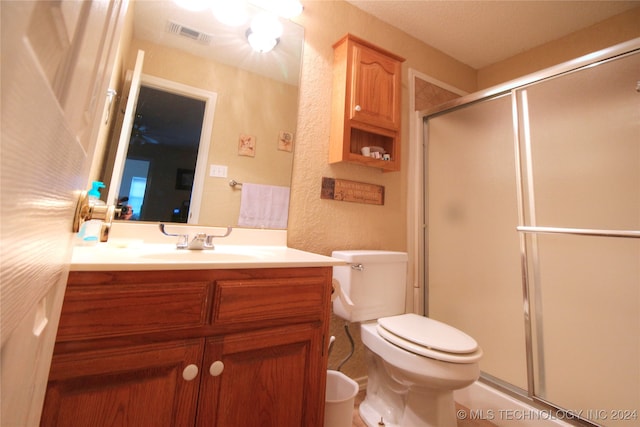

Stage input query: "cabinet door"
[
  {"left": 350, "top": 42, "right": 402, "bottom": 131},
  {"left": 197, "top": 323, "right": 326, "bottom": 427},
  {"left": 41, "top": 339, "right": 204, "bottom": 427}
]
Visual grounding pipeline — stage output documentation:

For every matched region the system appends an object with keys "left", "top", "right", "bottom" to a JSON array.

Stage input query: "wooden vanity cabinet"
[
  {"left": 329, "top": 34, "right": 405, "bottom": 172},
  {"left": 41, "top": 267, "right": 332, "bottom": 427}
]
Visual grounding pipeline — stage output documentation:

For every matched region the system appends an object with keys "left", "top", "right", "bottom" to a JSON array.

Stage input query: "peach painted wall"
[
  {"left": 288, "top": 0, "right": 640, "bottom": 382},
  {"left": 288, "top": 0, "right": 476, "bottom": 379},
  {"left": 287, "top": 0, "right": 474, "bottom": 257},
  {"left": 477, "top": 6, "right": 640, "bottom": 89}
]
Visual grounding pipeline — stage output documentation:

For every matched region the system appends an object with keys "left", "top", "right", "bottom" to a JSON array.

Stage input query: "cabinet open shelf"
[{"left": 348, "top": 126, "right": 399, "bottom": 171}]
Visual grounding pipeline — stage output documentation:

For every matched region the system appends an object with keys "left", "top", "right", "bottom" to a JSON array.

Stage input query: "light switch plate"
[{"left": 210, "top": 164, "right": 228, "bottom": 177}]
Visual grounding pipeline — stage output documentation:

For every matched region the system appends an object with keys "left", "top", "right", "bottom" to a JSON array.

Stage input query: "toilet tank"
[{"left": 332, "top": 250, "right": 408, "bottom": 322}]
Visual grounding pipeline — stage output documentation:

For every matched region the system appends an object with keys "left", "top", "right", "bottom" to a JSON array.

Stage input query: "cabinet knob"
[
  {"left": 354, "top": 105, "right": 362, "bottom": 112},
  {"left": 209, "top": 360, "right": 225, "bottom": 377},
  {"left": 182, "top": 364, "right": 199, "bottom": 381}
]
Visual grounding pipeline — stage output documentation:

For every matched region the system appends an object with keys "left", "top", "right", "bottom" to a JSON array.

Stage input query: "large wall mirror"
[{"left": 101, "top": 0, "right": 304, "bottom": 229}]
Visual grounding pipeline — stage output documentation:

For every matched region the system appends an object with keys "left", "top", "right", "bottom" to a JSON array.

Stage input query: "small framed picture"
[
  {"left": 278, "top": 130, "right": 294, "bottom": 152},
  {"left": 238, "top": 134, "right": 256, "bottom": 157},
  {"left": 176, "top": 168, "right": 194, "bottom": 190}
]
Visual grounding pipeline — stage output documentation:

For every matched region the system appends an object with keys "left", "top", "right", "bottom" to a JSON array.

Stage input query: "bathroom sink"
[
  {"left": 141, "top": 252, "right": 258, "bottom": 261},
  {"left": 140, "top": 246, "right": 277, "bottom": 261}
]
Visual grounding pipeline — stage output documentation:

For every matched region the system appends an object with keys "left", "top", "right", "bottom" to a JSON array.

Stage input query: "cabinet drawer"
[
  {"left": 213, "top": 277, "right": 326, "bottom": 324},
  {"left": 57, "top": 281, "right": 210, "bottom": 340}
]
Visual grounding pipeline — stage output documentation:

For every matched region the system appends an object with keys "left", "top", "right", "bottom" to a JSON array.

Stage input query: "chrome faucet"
[
  {"left": 186, "top": 233, "right": 214, "bottom": 250},
  {"left": 159, "top": 224, "right": 232, "bottom": 250}
]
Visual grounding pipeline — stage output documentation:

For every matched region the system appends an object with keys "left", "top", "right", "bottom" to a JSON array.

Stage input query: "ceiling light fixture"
[
  {"left": 246, "top": 28, "right": 279, "bottom": 53},
  {"left": 173, "top": 0, "right": 301, "bottom": 53},
  {"left": 246, "top": 13, "right": 283, "bottom": 53}
]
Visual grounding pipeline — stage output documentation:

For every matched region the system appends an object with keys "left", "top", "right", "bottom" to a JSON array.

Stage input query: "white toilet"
[{"left": 332, "top": 250, "right": 483, "bottom": 427}]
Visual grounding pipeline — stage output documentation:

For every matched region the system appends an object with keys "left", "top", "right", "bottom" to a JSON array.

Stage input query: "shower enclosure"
[{"left": 423, "top": 40, "right": 639, "bottom": 426}]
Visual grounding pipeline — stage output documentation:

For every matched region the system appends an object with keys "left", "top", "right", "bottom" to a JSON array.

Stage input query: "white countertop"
[
  {"left": 71, "top": 243, "right": 345, "bottom": 271},
  {"left": 71, "top": 223, "right": 344, "bottom": 271}
]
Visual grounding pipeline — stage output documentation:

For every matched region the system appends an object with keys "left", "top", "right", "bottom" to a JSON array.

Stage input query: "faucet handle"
[
  {"left": 209, "top": 226, "right": 233, "bottom": 239},
  {"left": 202, "top": 227, "right": 233, "bottom": 249},
  {"left": 159, "top": 223, "right": 181, "bottom": 237},
  {"left": 158, "top": 223, "right": 189, "bottom": 249}
]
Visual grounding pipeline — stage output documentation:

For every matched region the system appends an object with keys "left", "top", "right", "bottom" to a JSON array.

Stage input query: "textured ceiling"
[{"left": 345, "top": 1, "right": 639, "bottom": 69}]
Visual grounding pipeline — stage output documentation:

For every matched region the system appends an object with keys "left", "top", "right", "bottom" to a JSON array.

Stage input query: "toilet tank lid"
[{"left": 331, "top": 250, "right": 408, "bottom": 263}]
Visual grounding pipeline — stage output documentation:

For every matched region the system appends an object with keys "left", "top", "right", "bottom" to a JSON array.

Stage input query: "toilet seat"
[{"left": 377, "top": 314, "right": 483, "bottom": 363}]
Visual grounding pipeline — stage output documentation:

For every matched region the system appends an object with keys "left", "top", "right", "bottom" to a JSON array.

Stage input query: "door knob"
[{"left": 73, "top": 190, "right": 118, "bottom": 242}]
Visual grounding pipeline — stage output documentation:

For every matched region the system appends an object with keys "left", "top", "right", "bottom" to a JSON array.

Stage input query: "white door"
[
  {"left": 106, "top": 49, "right": 145, "bottom": 206},
  {"left": 0, "top": 1, "right": 126, "bottom": 425}
]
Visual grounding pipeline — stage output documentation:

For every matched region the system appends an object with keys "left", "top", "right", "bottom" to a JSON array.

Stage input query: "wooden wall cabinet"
[
  {"left": 41, "top": 267, "right": 332, "bottom": 427},
  {"left": 329, "top": 34, "right": 405, "bottom": 172}
]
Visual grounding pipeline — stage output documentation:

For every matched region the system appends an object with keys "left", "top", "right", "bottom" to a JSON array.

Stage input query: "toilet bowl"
[
  {"left": 359, "top": 317, "right": 482, "bottom": 427},
  {"left": 331, "top": 251, "right": 483, "bottom": 427}
]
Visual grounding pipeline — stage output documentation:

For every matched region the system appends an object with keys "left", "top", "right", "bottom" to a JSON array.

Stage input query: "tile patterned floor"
[{"left": 352, "top": 391, "right": 497, "bottom": 427}]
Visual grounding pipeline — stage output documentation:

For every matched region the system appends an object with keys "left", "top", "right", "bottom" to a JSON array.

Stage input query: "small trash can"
[{"left": 324, "top": 370, "right": 359, "bottom": 427}]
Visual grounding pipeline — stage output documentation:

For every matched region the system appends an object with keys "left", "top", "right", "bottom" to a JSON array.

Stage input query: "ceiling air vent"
[{"left": 166, "top": 21, "right": 213, "bottom": 45}]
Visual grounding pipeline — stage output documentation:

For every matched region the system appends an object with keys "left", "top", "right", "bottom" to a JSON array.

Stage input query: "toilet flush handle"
[
  {"left": 350, "top": 263, "right": 364, "bottom": 271},
  {"left": 332, "top": 279, "right": 355, "bottom": 312}
]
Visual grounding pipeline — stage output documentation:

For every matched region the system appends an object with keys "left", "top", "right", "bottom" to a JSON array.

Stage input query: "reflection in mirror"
[
  {"left": 104, "top": 62, "right": 218, "bottom": 225},
  {"left": 101, "top": 0, "right": 304, "bottom": 228},
  {"left": 118, "top": 82, "right": 208, "bottom": 223}
]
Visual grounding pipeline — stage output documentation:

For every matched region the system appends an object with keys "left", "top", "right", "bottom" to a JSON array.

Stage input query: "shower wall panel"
[
  {"left": 517, "top": 52, "right": 640, "bottom": 232},
  {"left": 517, "top": 51, "right": 640, "bottom": 425},
  {"left": 528, "top": 235, "right": 639, "bottom": 425}
]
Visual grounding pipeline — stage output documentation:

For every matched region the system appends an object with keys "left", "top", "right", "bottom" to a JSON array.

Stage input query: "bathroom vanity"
[{"left": 40, "top": 233, "right": 342, "bottom": 427}]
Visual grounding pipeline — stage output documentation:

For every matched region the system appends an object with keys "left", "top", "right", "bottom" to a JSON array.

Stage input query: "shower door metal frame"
[{"left": 420, "top": 37, "right": 640, "bottom": 425}]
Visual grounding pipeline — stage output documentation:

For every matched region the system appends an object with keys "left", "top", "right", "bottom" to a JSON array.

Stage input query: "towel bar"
[{"left": 517, "top": 226, "right": 640, "bottom": 239}]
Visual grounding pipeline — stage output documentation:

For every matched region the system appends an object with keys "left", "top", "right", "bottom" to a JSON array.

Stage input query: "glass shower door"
[
  {"left": 516, "top": 51, "right": 640, "bottom": 425},
  {"left": 426, "top": 94, "right": 528, "bottom": 390}
]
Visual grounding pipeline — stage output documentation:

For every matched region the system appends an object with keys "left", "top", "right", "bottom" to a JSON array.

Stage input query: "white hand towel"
[{"left": 237, "top": 183, "right": 290, "bottom": 229}]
